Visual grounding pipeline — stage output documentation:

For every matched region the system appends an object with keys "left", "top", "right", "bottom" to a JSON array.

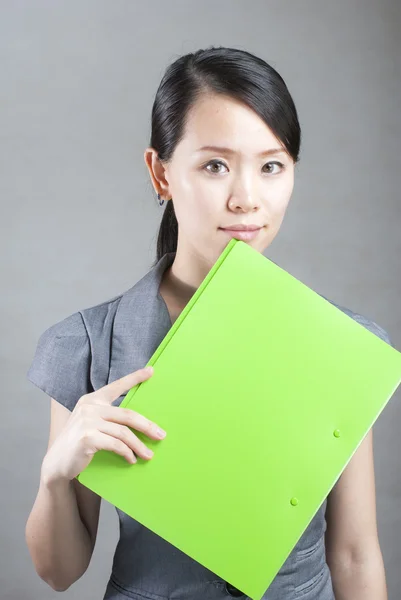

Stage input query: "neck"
[{"left": 159, "top": 245, "right": 214, "bottom": 317}]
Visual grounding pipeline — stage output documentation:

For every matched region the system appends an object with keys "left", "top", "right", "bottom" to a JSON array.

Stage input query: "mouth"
[{"left": 218, "top": 225, "right": 264, "bottom": 241}]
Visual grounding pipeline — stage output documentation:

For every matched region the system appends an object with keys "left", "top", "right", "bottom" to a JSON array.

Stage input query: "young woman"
[{"left": 25, "top": 46, "right": 390, "bottom": 600}]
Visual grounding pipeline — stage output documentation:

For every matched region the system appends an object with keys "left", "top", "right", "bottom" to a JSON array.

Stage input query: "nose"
[
  {"left": 228, "top": 195, "right": 260, "bottom": 213},
  {"left": 227, "top": 179, "right": 261, "bottom": 212}
]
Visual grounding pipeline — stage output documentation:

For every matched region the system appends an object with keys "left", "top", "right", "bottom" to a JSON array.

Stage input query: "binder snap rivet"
[
  {"left": 333, "top": 429, "right": 341, "bottom": 438},
  {"left": 290, "top": 497, "right": 299, "bottom": 506}
]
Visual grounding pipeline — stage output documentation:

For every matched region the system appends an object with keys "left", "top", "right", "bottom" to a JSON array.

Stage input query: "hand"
[{"left": 41, "top": 367, "right": 166, "bottom": 484}]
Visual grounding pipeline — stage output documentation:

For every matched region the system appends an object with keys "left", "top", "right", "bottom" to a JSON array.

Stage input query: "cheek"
[
  {"left": 171, "top": 171, "right": 216, "bottom": 217},
  {"left": 268, "top": 178, "right": 294, "bottom": 215},
  {"left": 173, "top": 194, "right": 215, "bottom": 236},
  {"left": 181, "top": 188, "right": 218, "bottom": 220}
]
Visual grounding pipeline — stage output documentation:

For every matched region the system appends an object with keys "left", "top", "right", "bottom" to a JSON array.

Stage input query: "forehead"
[{"left": 179, "top": 93, "right": 281, "bottom": 153}]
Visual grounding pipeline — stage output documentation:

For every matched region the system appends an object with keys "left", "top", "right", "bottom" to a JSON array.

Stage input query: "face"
[{"left": 145, "top": 93, "right": 295, "bottom": 271}]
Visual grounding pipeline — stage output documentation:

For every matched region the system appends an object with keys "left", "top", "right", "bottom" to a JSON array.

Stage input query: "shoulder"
[
  {"left": 40, "top": 291, "right": 125, "bottom": 340},
  {"left": 27, "top": 290, "right": 127, "bottom": 411},
  {"left": 318, "top": 294, "right": 392, "bottom": 346},
  {"left": 38, "top": 309, "right": 88, "bottom": 340}
]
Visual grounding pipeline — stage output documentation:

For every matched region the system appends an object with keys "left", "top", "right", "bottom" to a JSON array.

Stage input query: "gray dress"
[{"left": 27, "top": 251, "right": 392, "bottom": 600}]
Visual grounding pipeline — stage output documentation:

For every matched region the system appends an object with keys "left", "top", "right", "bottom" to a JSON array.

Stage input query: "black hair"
[{"left": 150, "top": 45, "right": 301, "bottom": 265}]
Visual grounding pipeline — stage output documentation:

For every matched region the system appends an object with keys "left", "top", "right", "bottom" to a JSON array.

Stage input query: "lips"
[
  {"left": 219, "top": 225, "right": 264, "bottom": 241},
  {"left": 220, "top": 224, "right": 262, "bottom": 231}
]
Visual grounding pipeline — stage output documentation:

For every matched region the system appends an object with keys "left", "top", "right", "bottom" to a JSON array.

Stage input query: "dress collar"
[{"left": 108, "top": 251, "right": 176, "bottom": 387}]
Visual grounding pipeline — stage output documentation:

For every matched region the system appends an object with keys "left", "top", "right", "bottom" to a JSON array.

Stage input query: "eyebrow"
[{"left": 195, "top": 145, "right": 288, "bottom": 157}]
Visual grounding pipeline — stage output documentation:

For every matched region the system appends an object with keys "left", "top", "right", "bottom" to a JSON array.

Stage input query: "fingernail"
[
  {"left": 145, "top": 448, "right": 154, "bottom": 458},
  {"left": 145, "top": 366, "right": 153, "bottom": 373},
  {"left": 156, "top": 428, "right": 166, "bottom": 439}
]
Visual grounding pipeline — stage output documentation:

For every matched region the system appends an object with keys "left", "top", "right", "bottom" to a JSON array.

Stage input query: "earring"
[{"left": 157, "top": 193, "right": 172, "bottom": 206}]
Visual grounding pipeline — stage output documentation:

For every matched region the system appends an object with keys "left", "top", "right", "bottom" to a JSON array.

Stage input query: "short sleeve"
[
  {"left": 351, "top": 314, "right": 393, "bottom": 347},
  {"left": 26, "top": 311, "right": 94, "bottom": 412},
  {"left": 321, "top": 294, "right": 394, "bottom": 348}
]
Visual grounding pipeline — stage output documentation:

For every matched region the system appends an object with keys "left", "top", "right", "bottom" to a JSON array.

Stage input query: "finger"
[
  {"left": 97, "top": 421, "right": 155, "bottom": 461},
  {"left": 93, "top": 367, "right": 154, "bottom": 405},
  {"left": 84, "top": 430, "right": 137, "bottom": 464},
  {"left": 97, "top": 405, "right": 167, "bottom": 441}
]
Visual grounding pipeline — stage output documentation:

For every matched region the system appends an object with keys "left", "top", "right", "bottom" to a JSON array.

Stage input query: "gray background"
[{"left": 1, "top": 1, "right": 400, "bottom": 598}]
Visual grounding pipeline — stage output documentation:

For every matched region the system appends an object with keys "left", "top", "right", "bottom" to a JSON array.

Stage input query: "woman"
[{"left": 25, "top": 46, "right": 390, "bottom": 599}]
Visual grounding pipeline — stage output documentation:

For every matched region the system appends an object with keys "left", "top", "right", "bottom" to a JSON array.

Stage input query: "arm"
[
  {"left": 25, "top": 399, "right": 101, "bottom": 591},
  {"left": 25, "top": 366, "right": 162, "bottom": 592},
  {"left": 324, "top": 428, "right": 388, "bottom": 600}
]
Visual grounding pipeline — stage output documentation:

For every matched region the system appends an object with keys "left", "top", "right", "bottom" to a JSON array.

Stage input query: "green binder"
[{"left": 77, "top": 238, "right": 401, "bottom": 600}]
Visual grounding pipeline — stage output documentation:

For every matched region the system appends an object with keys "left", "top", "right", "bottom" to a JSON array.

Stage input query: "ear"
[{"left": 144, "top": 147, "right": 171, "bottom": 200}]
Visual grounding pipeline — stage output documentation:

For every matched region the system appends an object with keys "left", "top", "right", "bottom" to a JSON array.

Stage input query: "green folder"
[{"left": 77, "top": 238, "right": 401, "bottom": 600}]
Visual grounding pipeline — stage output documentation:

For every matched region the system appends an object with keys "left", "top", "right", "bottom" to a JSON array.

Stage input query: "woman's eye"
[
  {"left": 204, "top": 160, "right": 284, "bottom": 175},
  {"left": 204, "top": 160, "right": 228, "bottom": 174},
  {"left": 262, "top": 161, "right": 285, "bottom": 174}
]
